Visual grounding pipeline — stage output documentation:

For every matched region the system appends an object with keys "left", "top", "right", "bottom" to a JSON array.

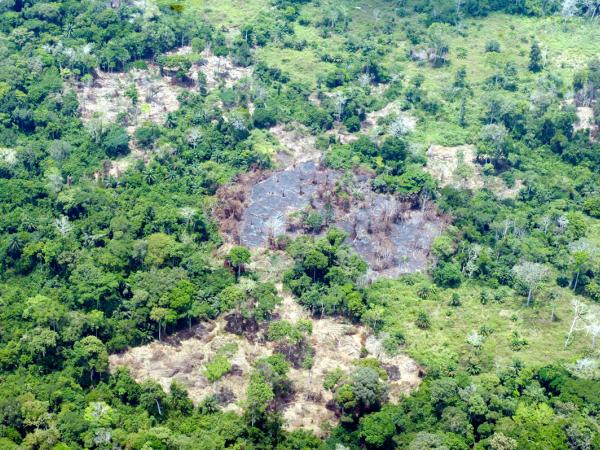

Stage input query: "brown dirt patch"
[
  {"left": 109, "top": 285, "right": 422, "bottom": 436},
  {"left": 170, "top": 46, "right": 253, "bottom": 90},
  {"left": 269, "top": 123, "right": 320, "bottom": 167},
  {"left": 327, "top": 101, "right": 417, "bottom": 144},
  {"left": 76, "top": 67, "right": 180, "bottom": 132},
  {"left": 363, "top": 101, "right": 417, "bottom": 137},
  {"left": 426, "top": 144, "right": 483, "bottom": 190},
  {"left": 574, "top": 106, "right": 598, "bottom": 139},
  {"left": 574, "top": 106, "right": 595, "bottom": 132},
  {"left": 195, "top": 49, "right": 252, "bottom": 90},
  {"left": 425, "top": 144, "right": 522, "bottom": 198}
]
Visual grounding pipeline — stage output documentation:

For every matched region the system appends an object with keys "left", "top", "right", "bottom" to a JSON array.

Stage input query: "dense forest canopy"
[{"left": 0, "top": 0, "right": 599, "bottom": 448}]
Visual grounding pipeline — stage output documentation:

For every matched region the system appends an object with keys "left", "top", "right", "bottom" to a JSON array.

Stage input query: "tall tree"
[
  {"left": 512, "top": 262, "right": 550, "bottom": 306},
  {"left": 529, "top": 41, "right": 543, "bottom": 72}
]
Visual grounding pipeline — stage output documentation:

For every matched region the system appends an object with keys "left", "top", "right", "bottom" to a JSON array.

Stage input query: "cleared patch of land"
[
  {"left": 236, "top": 160, "right": 445, "bottom": 278},
  {"left": 76, "top": 67, "right": 180, "bottom": 132},
  {"left": 110, "top": 284, "right": 421, "bottom": 436},
  {"left": 269, "top": 123, "right": 321, "bottom": 166},
  {"left": 425, "top": 144, "right": 523, "bottom": 198}
]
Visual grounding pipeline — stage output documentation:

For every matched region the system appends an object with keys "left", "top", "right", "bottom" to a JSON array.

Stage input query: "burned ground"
[{"left": 231, "top": 160, "right": 445, "bottom": 279}]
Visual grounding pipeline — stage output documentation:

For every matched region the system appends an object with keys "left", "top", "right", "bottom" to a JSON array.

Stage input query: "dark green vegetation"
[{"left": 0, "top": 0, "right": 600, "bottom": 448}]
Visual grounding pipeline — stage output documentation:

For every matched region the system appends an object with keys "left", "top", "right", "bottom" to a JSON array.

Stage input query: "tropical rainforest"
[{"left": 0, "top": 0, "right": 600, "bottom": 449}]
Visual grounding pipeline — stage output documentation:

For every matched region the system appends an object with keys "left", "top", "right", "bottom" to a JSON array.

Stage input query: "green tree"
[
  {"left": 144, "top": 233, "right": 179, "bottom": 267},
  {"left": 245, "top": 374, "right": 274, "bottom": 426},
  {"left": 150, "top": 307, "right": 176, "bottom": 341},
  {"left": 71, "top": 336, "right": 109, "bottom": 385},
  {"left": 359, "top": 406, "right": 398, "bottom": 447},
  {"left": 22, "top": 295, "right": 65, "bottom": 332},
  {"left": 529, "top": 41, "right": 543, "bottom": 72},
  {"left": 303, "top": 249, "right": 328, "bottom": 281},
  {"left": 102, "top": 124, "right": 130, "bottom": 157},
  {"left": 227, "top": 246, "right": 251, "bottom": 279},
  {"left": 511, "top": 262, "right": 550, "bottom": 306}
]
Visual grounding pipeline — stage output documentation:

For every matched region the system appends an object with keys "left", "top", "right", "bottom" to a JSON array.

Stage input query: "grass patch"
[{"left": 370, "top": 278, "right": 595, "bottom": 374}]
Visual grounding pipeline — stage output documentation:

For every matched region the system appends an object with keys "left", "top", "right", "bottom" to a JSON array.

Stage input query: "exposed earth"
[
  {"left": 238, "top": 160, "right": 445, "bottom": 279},
  {"left": 109, "top": 284, "right": 422, "bottom": 436},
  {"left": 425, "top": 144, "right": 524, "bottom": 198},
  {"left": 74, "top": 49, "right": 252, "bottom": 178}
]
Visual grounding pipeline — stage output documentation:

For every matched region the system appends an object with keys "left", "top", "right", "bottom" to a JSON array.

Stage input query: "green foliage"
[
  {"left": 1, "top": 0, "right": 600, "bottom": 447},
  {"left": 284, "top": 229, "right": 367, "bottom": 318},
  {"left": 528, "top": 41, "right": 543, "bottom": 72},
  {"left": 203, "top": 355, "right": 232, "bottom": 382},
  {"left": 227, "top": 246, "right": 251, "bottom": 278}
]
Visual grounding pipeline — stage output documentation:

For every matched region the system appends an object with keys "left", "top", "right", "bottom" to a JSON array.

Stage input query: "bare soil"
[
  {"left": 76, "top": 67, "right": 180, "bottom": 132},
  {"left": 425, "top": 144, "right": 522, "bottom": 198},
  {"left": 425, "top": 144, "right": 483, "bottom": 190},
  {"left": 574, "top": 106, "right": 598, "bottom": 140},
  {"left": 196, "top": 49, "right": 253, "bottom": 90},
  {"left": 362, "top": 101, "right": 417, "bottom": 137},
  {"left": 109, "top": 284, "right": 422, "bottom": 436},
  {"left": 76, "top": 47, "right": 251, "bottom": 178},
  {"left": 269, "top": 123, "right": 320, "bottom": 167},
  {"left": 327, "top": 101, "right": 417, "bottom": 144},
  {"left": 0, "top": 147, "right": 16, "bottom": 166},
  {"left": 575, "top": 106, "right": 595, "bottom": 132}
]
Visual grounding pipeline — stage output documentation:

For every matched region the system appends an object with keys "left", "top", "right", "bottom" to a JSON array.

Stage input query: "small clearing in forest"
[
  {"left": 425, "top": 144, "right": 523, "bottom": 198},
  {"left": 574, "top": 106, "right": 595, "bottom": 132},
  {"left": 109, "top": 284, "right": 422, "bottom": 436},
  {"left": 327, "top": 101, "right": 417, "bottom": 144},
  {"left": 425, "top": 144, "right": 484, "bottom": 190},
  {"left": 75, "top": 67, "right": 180, "bottom": 132},
  {"left": 76, "top": 47, "right": 252, "bottom": 178},
  {"left": 362, "top": 101, "right": 417, "bottom": 138},
  {"left": 195, "top": 49, "right": 253, "bottom": 90},
  {"left": 226, "top": 160, "right": 445, "bottom": 278},
  {"left": 169, "top": 46, "right": 253, "bottom": 90},
  {"left": 0, "top": 147, "right": 17, "bottom": 166},
  {"left": 269, "top": 123, "right": 320, "bottom": 167},
  {"left": 574, "top": 106, "right": 598, "bottom": 140}
]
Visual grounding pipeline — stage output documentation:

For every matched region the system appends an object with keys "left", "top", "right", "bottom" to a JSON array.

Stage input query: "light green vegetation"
[
  {"left": 203, "top": 354, "right": 232, "bottom": 382},
  {"left": 190, "top": 0, "right": 270, "bottom": 28},
  {"left": 372, "top": 279, "right": 594, "bottom": 372}
]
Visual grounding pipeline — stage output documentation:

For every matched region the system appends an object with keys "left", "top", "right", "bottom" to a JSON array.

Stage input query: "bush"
[
  {"left": 416, "top": 311, "right": 430, "bottom": 329},
  {"left": 449, "top": 292, "right": 461, "bottom": 306},
  {"left": 203, "top": 355, "right": 231, "bottom": 382},
  {"left": 102, "top": 124, "right": 130, "bottom": 157},
  {"left": 134, "top": 123, "right": 161, "bottom": 148},
  {"left": 485, "top": 40, "right": 501, "bottom": 52},
  {"left": 433, "top": 262, "right": 463, "bottom": 288},
  {"left": 324, "top": 70, "right": 348, "bottom": 88},
  {"left": 344, "top": 115, "right": 361, "bottom": 132},
  {"left": 253, "top": 107, "right": 277, "bottom": 128},
  {"left": 583, "top": 196, "right": 600, "bottom": 218}
]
